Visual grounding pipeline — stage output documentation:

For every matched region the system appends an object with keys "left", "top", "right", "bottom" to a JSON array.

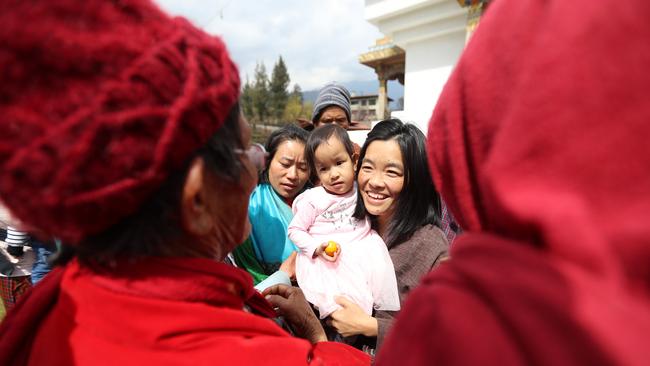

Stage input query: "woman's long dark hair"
[{"left": 353, "top": 118, "right": 441, "bottom": 247}]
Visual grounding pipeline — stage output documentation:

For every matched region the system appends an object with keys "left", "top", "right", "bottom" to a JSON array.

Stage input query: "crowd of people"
[{"left": 1, "top": 0, "right": 649, "bottom": 365}]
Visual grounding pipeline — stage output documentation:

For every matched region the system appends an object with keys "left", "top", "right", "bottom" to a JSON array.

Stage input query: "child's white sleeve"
[
  {"left": 287, "top": 191, "right": 321, "bottom": 257},
  {"left": 369, "top": 235, "right": 401, "bottom": 311}
]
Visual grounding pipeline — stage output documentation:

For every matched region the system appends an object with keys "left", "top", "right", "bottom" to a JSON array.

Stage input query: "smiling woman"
[{"left": 357, "top": 139, "right": 405, "bottom": 236}]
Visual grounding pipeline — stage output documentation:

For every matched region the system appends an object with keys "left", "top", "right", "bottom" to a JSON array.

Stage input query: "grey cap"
[{"left": 311, "top": 82, "right": 352, "bottom": 123}]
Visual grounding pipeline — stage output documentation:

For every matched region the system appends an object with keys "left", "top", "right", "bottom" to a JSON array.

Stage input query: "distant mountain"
[
  {"left": 301, "top": 89, "right": 320, "bottom": 104},
  {"left": 302, "top": 80, "right": 404, "bottom": 110}
]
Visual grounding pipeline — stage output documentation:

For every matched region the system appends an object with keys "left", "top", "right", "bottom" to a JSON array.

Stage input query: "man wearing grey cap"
[{"left": 311, "top": 82, "right": 352, "bottom": 130}]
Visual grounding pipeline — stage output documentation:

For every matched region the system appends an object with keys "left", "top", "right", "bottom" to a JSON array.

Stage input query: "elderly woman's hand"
[
  {"left": 263, "top": 285, "right": 327, "bottom": 343},
  {"left": 329, "top": 296, "right": 378, "bottom": 338}
]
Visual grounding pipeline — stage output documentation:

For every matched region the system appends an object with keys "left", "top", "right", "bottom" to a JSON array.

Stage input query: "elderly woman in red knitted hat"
[{"left": 0, "top": 1, "right": 368, "bottom": 365}]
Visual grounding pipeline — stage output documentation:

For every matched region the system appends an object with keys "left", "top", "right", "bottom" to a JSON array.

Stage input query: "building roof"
[{"left": 351, "top": 94, "right": 394, "bottom": 102}]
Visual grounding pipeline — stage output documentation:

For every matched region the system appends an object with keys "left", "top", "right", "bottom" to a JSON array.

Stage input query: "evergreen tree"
[
  {"left": 291, "top": 83, "right": 303, "bottom": 104},
  {"left": 241, "top": 76, "right": 255, "bottom": 120},
  {"left": 283, "top": 83, "right": 304, "bottom": 122},
  {"left": 269, "top": 56, "right": 290, "bottom": 123},
  {"left": 252, "top": 62, "right": 270, "bottom": 125}
]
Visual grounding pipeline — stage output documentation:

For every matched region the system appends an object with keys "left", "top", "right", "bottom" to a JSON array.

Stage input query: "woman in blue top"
[{"left": 232, "top": 125, "right": 311, "bottom": 283}]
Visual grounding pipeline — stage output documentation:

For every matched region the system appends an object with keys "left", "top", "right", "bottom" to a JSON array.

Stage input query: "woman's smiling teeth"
[{"left": 367, "top": 192, "right": 387, "bottom": 200}]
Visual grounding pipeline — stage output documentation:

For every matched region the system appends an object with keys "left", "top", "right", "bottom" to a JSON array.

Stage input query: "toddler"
[{"left": 288, "top": 124, "right": 399, "bottom": 319}]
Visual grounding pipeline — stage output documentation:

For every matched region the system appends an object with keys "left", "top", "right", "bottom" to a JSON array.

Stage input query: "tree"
[
  {"left": 282, "top": 92, "right": 303, "bottom": 123},
  {"left": 252, "top": 62, "right": 270, "bottom": 126},
  {"left": 302, "top": 100, "right": 314, "bottom": 119},
  {"left": 240, "top": 76, "right": 255, "bottom": 120},
  {"left": 291, "top": 83, "right": 303, "bottom": 104},
  {"left": 282, "top": 83, "right": 315, "bottom": 123},
  {"left": 269, "top": 56, "right": 290, "bottom": 123}
]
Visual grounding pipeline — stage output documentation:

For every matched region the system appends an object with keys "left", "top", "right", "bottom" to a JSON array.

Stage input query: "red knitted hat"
[{"left": 0, "top": 0, "right": 240, "bottom": 243}]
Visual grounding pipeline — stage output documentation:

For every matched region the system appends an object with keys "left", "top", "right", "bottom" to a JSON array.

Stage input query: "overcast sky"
[{"left": 154, "top": 0, "right": 384, "bottom": 91}]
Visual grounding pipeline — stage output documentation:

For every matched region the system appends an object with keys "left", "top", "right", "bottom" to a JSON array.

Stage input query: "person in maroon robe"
[
  {"left": 0, "top": 1, "right": 368, "bottom": 365},
  {"left": 376, "top": 0, "right": 650, "bottom": 364}
]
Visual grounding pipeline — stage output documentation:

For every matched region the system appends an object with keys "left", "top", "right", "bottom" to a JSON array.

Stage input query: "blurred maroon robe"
[{"left": 378, "top": 0, "right": 650, "bottom": 364}]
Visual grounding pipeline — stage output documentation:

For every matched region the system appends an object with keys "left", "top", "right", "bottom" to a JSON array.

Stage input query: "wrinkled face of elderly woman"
[{"left": 202, "top": 114, "right": 259, "bottom": 253}]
